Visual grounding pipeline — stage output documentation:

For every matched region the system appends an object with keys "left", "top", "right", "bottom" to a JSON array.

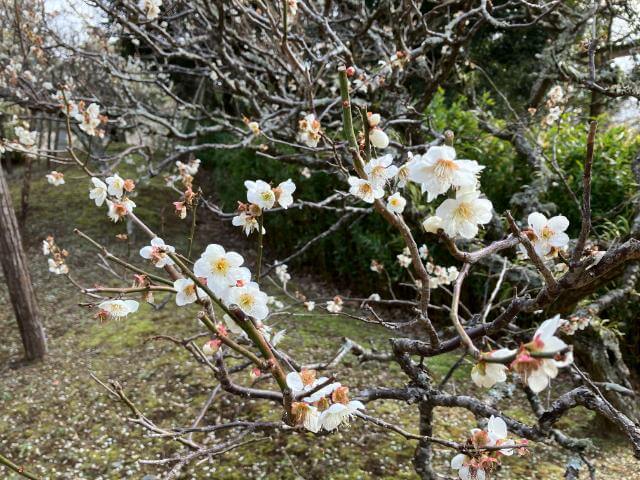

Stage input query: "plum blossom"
[
  {"left": 98, "top": 299, "right": 139, "bottom": 319},
  {"left": 106, "top": 174, "right": 126, "bottom": 198},
  {"left": 48, "top": 258, "right": 69, "bottom": 275},
  {"left": 407, "top": 146, "right": 484, "bottom": 201},
  {"left": 46, "top": 171, "right": 65, "bottom": 186},
  {"left": 274, "top": 179, "right": 296, "bottom": 208},
  {"left": 450, "top": 416, "right": 517, "bottom": 480},
  {"left": 369, "top": 127, "right": 389, "bottom": 149},
  {"left": 511, "top": 315, "right": 573, "bottom": 393},
  {"left": 202, "top": 338, "right": 222, "bottom": 356},
  {"left": 298, "top": 113, "right": 321, "bottom": 147},
  {"left": 286, "top": 370, "right": 340, "bottom": 404},
  {"left": 326, "top": 296, "right": 343, "bottom": 313},
  {"left": 139, "top": 0, "right": 162, "bottom": 19},
  {"left": 397, "top": 251, "right": 412, "bottom": 268},
  {"left": 304, "top": 301, "right": 316, "bottom": 311},
  {"left": 245, "top": 180, "right": 276, "bottom": 209},
  {"left": 15, "top": 126, "right": 37, "bottom": 148},
  {"left": 227, "top": 282, "right": 269, "bottom": 320},
  {"left": 75, "top": 103, "right": 103, "bottom": 136},
  {"left": 275, "top": 264, "right": 291, "bottom": 286},
  {"left": 89, "top": 177, "right": 108, "bottom": 206},
  {"left": 418, "top": 244, "right": 429, "bottom": 260},
  {"left": 173, "top": 278, "right": 205, "bottom": 306},
  {"left": 422, "top": 215, "right": 443, "bottom": 233},
  {"left": 435, "top": 188, "right": 493, "bottom": 239},
  {"left": 523, "top": 212, "right": 570, "bottom": 257},
  {"left": 232, "top": 212, "right": 263, "bottom": 236},
  {"left": 194, "top": 244, "right": 248, "bottom": 291},
  {"left": 106, "top": 198, "right": 136, "bottom": 222},
  {"left": 386, "top": 192, "right": 406, "bottom": 213},
  {"left": 291, "top": 402, "right": 321, "bottom": 433},
  {"left": 320, "top": 387, "right": 365, "bottom": 431},
  {"left": 247, "top": 121, "right": 260, "bottom": 135},
  {"left": 364, "top": 154, "right": 398, "bottom": 187},
  {"left": 139, "top": 238, "right": 175, "bottom": 268},
  {"left": 348, "top": 177, "right": 384, "bottom": 203},
  {"left": 471, "top": 348, "right": 516, "bottom": 388}
]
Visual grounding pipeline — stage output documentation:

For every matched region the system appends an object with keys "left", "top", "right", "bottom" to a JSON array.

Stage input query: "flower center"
[
  {"left": 454, "top": 202, "right": 474, "bottom": 221},
  {"left": 371, "top": 165, "right": 385, "bottom": 178},
  {"left": 434, "top": 158, "right": 458, "bottom": 178},
  {"left": 541, "top": 225, "right": 555, "bottom": 240},
  {"left": 184, "top": 284, "right": 196, "bottom": 296},
  {"left": 261, "top": 191, "right": 274, "bottom": 202},
  {"left": 359, "top": 183, "right": 372, "bottom": 195},
  {"left": 212, "top": 258, "right": 229, "bottom": 274},
  {"left": 238, "top": 293, "right": 255, "bottom": 309}
]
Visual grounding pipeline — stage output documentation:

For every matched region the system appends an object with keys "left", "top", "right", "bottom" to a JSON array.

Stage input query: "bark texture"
[{"left": 0, "top": 162, "right": 47, "bottom": 360}]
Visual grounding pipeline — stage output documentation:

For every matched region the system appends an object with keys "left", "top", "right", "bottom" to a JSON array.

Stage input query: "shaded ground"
[{"left": 1, "top": 165, "right": 639, "bottom": 479}]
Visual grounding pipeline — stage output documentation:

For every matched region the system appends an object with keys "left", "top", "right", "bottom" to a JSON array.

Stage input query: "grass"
[{"left": 0, "top": 163, "right": 639, "bottom": 479}]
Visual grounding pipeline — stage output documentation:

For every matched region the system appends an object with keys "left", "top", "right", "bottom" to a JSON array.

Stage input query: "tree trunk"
[{"left": 0, "top": 161, "right": 47, "bottom": 361}]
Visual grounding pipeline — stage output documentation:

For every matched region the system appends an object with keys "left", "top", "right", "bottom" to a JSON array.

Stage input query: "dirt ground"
[{"left": 1, "top": 166, "right": 639, "bottom": 479}]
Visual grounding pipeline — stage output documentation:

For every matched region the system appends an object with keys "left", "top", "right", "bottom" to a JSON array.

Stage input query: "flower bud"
[
  {"left": 369, "top": 128, "right": 389, "bottom": 149},
  {"left": 367, "top": 112, "right": 381, "bottom": 127},
  {"left": 346, "top": 66, "right": 356, "bottom": 77},
  {"left": 202, "top": 338, "right": 222, "bottom": 356}
]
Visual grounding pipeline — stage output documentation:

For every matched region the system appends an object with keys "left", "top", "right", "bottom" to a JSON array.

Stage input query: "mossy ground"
[{"left": 0, "top": 164, "right": 638, "bottom": 479}]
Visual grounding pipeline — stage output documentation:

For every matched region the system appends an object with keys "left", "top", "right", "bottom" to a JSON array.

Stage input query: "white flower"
[
  {"left": 247, "top": 121, "right": 260, "bottom": 135},
  {"left": 364, "top": 154, "right": 398, "bottom": 188},
  {"left": 193, "top": 244, "right": 247, "bottom": 290},
  {"left": 348, "top": 177, "right": 384, "bottom": 203},
  {"left": 512, "top": 315, "right": 573, "bottom": 393},
  {"left": 98, "top": 299, "right": 139, "bottom": 319},
  {"left": 298, "top": 113, "right": 321, "bottom": 147},
  {"left": 106, "top": 174, "right": 125, "bottom": 198},
  {"left": 89, "top": 177, "right": 108, "bottom": 206},
  {"left": 450, "top": 454, "right": 485, "bottom": 480},
  {"left": 304, "top": 301, "right": 315, "bottom": 311},
  {"left": 15, "top": 127, "right": 37, "bottom": 147},
  {"left": 369, "top": 128, "right": 389, "bottom": 149},
  {"left": 176, "top": 158, "right": 200, "bottom": 176},
  {"left": 386, "top": 192, "right": 406, "bottom": 213},
  {"left": 42, "top": 240, "right": 51, "bottom": 255},
  {"left": 106, "top": 198, "right": 136, "bottom": 222},
  {"left": 367, "top": 112, "right": 381, "bottom": 127},
  {"left": 326, "top": 297, "right": 343, "bottom": 313},
  {"left": 435, "top": 188, "right": 493, "bottom": 239},
  {"left": 286, "top": 371, "right": 341, "bottom": 403},
  {"left": 320, "top": 400, "right": 365, "bottom": 431},
  {"left": 422, "top": 215, "right": 443, "bottom": 234},
  {"left": 397, "top": 253, "right": 412, "bottom": 268},
  {"left": 75, "top": 103, "right": 102, "bottom": 136},
  {"left": 418, "top": 244, "right": 429, "bottom": 260},
  {"left": 139, "top": 0, "right": 162, "bottom": 19},
  {"left": 46, "top": 171, "right": 65, "bottom": 186},
  {"left": 471, "top": 348, "right": 516, "bottom": 388},
  {"left": 139, "top": 237, "right": 175, "bottom": 268},
  {"left": 227, "top": 282, "right": 269, "bottom": 320},
  {"left": 275, "top": 264, "right": 291, "bottom": 286},
  {"left": 173, "top": 278, "right": 205, "bottom": 306},
  {"left": 48, "top": 258, "right": 68, "bottom": 275},
  {"left": 245, "top": 180, "right": 276, "bottom": 209},
  {"left": 524, "top": 212, "right": 570, "bottom": 257},
  {"left": 407, "top": 146, "right": 484, "bottom": 202},
  {"left": 232, "top": 212, "right": 263, "bottom": 236},
  {"left": 275, "top": 179, "right": 296, "bottom": 209},
  {"left": 367, "top": 293, "right": 381, "bottom": 301}
]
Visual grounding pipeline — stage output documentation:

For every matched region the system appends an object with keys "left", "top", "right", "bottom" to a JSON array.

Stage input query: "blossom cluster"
[
  {"left": 53, "top": 91, "right": 107, "bottom": 138},
  {"left": 471, "top": 315, "right": 573, "bottom": 393},
  {"left": 87, "top": 174, "right": 137, "bottom": 223},
  {"left": 42, "top": 236, "right": 69, "bottom": 275},
  {"left": 450, "top": 416, "right": 527, "bottom": 480},
  {"left": 1, "top": 126, "right": 38, "bottom": 157},
  {"left": 287, "top": 369, "right": 365, "bottom": 432},
  {"left": 232, "top": 179, "right": 296, "bottom": 236}
]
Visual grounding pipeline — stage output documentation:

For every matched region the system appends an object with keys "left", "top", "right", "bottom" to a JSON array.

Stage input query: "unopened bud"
[{"left": 346, "top": 66, "right": 356, "bottom": 77}]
